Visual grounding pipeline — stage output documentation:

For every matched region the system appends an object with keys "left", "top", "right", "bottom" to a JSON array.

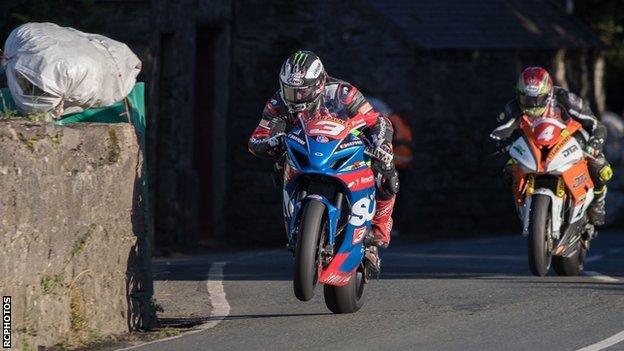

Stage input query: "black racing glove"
[
  {"left": 585, "top": 136, "right": 604, "bottom": 158},
  {"left": 366, "top": 141, "right": 394, "bottom": 167},
  {"left": 265, "top": 133, "right": 285, "bottom": 157}
]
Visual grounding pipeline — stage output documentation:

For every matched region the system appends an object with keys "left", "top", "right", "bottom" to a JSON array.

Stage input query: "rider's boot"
[
  {"left": 587, "top": 154, "right": 612, "bottom": 226},
  {"left": 371, "top": 195, "right": 395, "bottom": 249},
  {"left": 362, "top": 230, "right": 381, "bottom": 274},
  {"left": 588, "top": 186, "right": 607, "bottom": 226}
]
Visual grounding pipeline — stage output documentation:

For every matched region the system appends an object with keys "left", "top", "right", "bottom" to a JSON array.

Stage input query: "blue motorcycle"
[{"left": 281, "top": 111, "right": 379, "bottom": 314}]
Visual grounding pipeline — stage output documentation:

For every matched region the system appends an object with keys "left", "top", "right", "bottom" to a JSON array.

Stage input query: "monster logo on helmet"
[
  {"left": 517, "top": 67, "right": 554, "bottom": 118},
  {"left": 280, "top": 50, "right": 326, "bottom": 114}
]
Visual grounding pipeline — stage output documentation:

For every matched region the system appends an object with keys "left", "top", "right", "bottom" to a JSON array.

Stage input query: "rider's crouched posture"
[
  {"left": 491, "top": 67, "right": 613, "bottom": 225},
  {"left": 248, "top": 50, "right": 400, "bottom": 248}
]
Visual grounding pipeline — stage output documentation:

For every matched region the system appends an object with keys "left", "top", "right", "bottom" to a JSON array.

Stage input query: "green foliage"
[
  {"left": 41, "top": 274, "right": 64, "bottom": 294},
  {"left": 106, "top": 127, "right": 121, "bottom": 163},
  {"left": 149, "top": 327, "right": 182, "bottom": 340},
  {"left": 70, "top": 225, "right": 95, "bottom": 260},
  {"left": 574, "top": 0, "right": 624, "bottom": 112},
  {"left": 0, "top": 109, "right": 49, "bottom": 122},
  {"left": 17, "top": 323, "right": 37, "bottom": 337},
  {"left": 149, "top": 297, "right": 164, "bottom": 313},
  {"left": 69, "top": 289, "right": 87, "bottom": 332},
  {"left": 87, "top": 329, "right": 117, "bottom": 344}
]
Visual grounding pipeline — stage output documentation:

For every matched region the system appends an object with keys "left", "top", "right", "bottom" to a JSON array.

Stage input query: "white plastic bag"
[{"left": 2, "top": 22, "right": 141, "bottom": 117}]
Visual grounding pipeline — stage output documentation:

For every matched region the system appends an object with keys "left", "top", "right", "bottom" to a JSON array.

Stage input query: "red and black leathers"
[
  {"left": 249, "top": 76, "right": 398, "bottom": 245},
  {"left": 491, "top": 86, "right": 611, "bottom": 225}
]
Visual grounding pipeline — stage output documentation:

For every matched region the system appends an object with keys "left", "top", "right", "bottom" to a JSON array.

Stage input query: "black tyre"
[
  {"left": 528, "top": 194, "right": 552, "bottom": 276},
  {"left": 553, "top": 245, "right": 585, "bottom": 276},
  {"left": 293, "top": 200, "right": 325, "bottom": 301},
  {"left": 323, "top": 267, "right": 365, "bottom": 314}
]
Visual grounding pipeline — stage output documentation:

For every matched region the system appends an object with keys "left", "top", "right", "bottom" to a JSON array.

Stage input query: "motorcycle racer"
[
  {"left": 249, "top": 50, "right": 399, "bottom": 248},
  {"left": 491, "top": 66, "right": 613, "bottom": 225}
]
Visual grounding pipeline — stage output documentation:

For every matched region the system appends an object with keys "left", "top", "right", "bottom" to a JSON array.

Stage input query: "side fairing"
[
  {"left": 510, "top": 137, "right": 538, "bottom": 172},
  {"left": 282, "top": 130, "right": 376, "bottom": 286},
  {"left": 545, "top": 138, "right": 584, "bottom": 173}
]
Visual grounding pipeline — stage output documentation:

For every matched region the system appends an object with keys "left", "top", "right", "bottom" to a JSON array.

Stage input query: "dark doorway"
[
  {"left": 155, "top": 32, "right": 174, "bottom": 248},
  {"left": 193, "top": 27, "right": 220, "bottom": 245}
]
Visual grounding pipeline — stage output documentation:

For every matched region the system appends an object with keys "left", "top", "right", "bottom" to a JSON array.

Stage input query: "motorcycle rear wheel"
[
  {"left": 553, "top": 245, "right": 585, "bottom": 276},
  {"left": 293, "top": 200, "right": 324, "bottom": 301},
  {"left": 528, "top": 194, "right": 552, "bottom": 277},
  {"left": 323, "top": 267, "right": 365, "bottom": 314}
]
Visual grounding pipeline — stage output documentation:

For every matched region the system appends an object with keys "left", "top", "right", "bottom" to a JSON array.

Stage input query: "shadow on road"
[
  {"left": 212, "top": 312, "right": 333, "bottom": 321},
  {"left": 158, "top": 312, "right": 332, "bottom": 328}
]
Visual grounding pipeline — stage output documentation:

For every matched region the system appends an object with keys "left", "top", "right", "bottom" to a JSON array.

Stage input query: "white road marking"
[
  {"left": 203, "top": 261, "right": 230, "bottom": 328},
  {"left": 575, "top": 331, "right": 624, "bottom": 351},
  {"left": 116, "top": 261, "right": 230, "bottom": 350},
  {"left": 583, "top": 271, "right": 620, "bottom": 283}
]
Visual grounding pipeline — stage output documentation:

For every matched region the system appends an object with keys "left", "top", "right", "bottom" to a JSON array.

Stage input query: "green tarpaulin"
[{"left": 0, "top": 82, "right": 145, "bottom": 134}]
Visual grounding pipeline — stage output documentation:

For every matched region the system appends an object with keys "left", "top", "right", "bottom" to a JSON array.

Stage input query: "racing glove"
[
  {"left": 265, "top": 133, "right": 285, "bottom": 157},
  {"left": 585, "top": 136, "right": 604, "bottom": 158},
  {"left": 367, "top": 141, "right": 394, "bottom": 167}
]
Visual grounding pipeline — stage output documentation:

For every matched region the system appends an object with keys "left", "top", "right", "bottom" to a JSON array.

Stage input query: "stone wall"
[{"left": 0, "top": 121, "right": 154, "bottom": 349}]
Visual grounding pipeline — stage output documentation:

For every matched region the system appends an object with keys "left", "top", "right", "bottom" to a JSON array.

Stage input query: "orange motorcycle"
[{"left": 504, "top": 112, "right": 596, "bottom": 276}]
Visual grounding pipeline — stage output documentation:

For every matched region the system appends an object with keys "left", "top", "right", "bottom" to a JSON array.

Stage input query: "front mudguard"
[
  {"left": 522, "top": 188, "right": 563, "bottom": 239},
  {"left": 288, "top": 195, "right": 340, "bottom": 246}
]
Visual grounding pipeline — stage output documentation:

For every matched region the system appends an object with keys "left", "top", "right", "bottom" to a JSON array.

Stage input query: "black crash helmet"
[{"left": 279, "top": 50, "right": 326, "bottom": 113}]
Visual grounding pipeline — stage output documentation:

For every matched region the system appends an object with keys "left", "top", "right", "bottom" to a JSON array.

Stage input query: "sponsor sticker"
[
  {"left": 512, "top": 144, "right": 526, "bottom": 155},
  {"left": 573, "top": 174, "right": 587, "bottom": 188},
  {"left": 321, "top": 272, "right": 351, "bottom": 285},
  {"left": 348, "top": 196, "right": 376, "bottom": 226},
  {"left": 339, "top": 140, "right": 363, "bottom": 149},
  {"left": 287, "top": 134, "right": 305, "bottom": 145},
  {"left": 562, "top": 144, "right": 579, "bottom": 158},
  {"left": 316, "top": 135, "right": 329, "bottom": 143},
  {"left": 352, "top": 227, "right": 367, "bottom": 244}
]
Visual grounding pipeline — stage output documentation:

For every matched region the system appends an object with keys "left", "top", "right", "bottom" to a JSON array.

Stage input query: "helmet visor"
[
  {"left": 281, "top": 82, "right": 319, "bottom": 104},
  {"left": 519, "top": 94, "right": 549, "bottom": 108}
]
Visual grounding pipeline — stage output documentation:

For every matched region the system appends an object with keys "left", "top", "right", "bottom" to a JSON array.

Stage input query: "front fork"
[
  {"left": 520, "top": 182, "right": 565, "bottom": 240},
  {"left": 286, "top": 194, "right": 340, "bottom": 258}
]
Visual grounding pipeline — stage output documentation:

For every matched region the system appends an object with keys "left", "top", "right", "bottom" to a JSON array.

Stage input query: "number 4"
[{"left": 537, "top": 125, "right": 555, "bottom": 142}]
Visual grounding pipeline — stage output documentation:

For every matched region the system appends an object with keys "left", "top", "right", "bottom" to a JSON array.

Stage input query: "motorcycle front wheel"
[
  {"left": 293, "top": 200, "right": 324, "bottom": 301},
  {"left": 528, "top": 194, "right": 552, "bottom": 276}
]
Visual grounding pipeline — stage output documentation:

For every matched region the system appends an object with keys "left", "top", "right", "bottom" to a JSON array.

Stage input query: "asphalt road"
[{"left": 131, "top": 231, "right": 624, "bottom": 351}]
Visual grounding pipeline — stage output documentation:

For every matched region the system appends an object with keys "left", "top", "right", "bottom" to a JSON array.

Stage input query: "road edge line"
[
  {"left": 115, "top": 261, "right": 229, "bottom": 350},
  {"left": 575, "top": 330, "right": 624, "bottom": 351},
  {"left": 583, "top": 270, "right": 620, "bottom": 283}
]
